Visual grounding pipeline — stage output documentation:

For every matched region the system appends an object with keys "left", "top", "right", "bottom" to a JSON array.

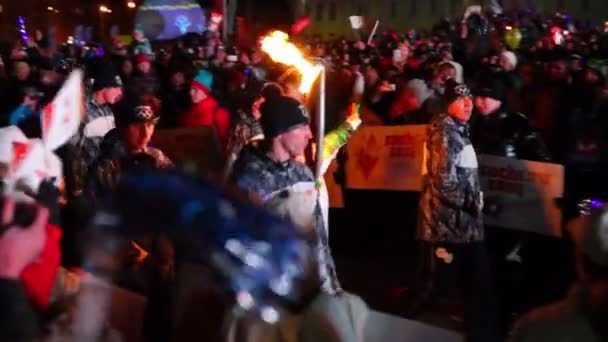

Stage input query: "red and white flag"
[
  {"left": 41, "top": 69, "right": 83, "bottom": 151},
  {"left": 209, "top": 12, "right": 223, "bottom": 33},
  {"left": 8, "top": 139, "right": 62, "bottom": 192}
]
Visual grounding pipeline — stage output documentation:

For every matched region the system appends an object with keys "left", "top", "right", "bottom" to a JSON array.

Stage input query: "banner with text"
[
  {"left": 151, "top": 127, "right": 224, "bottom": 175},
  {"left": 345, "top": 125, "right": 427, "bottom": 191},
  {"left": 478, "top": 155, "right": 564, "bottom": 237}
]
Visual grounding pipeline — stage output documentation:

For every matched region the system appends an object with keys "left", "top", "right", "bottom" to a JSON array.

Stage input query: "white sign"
[{"left": 478, "top": 154, "right": 564, "bottom": 237}]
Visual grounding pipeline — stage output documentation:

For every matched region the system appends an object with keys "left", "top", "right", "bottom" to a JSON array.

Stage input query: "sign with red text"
[
  {"left": 345, "top": 125, "right": 427, "bottom": 191},
  {"left": 478, "top": 155, "right": 564, "bottom": 237}
]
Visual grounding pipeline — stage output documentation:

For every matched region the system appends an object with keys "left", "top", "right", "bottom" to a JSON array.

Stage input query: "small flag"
[
  {"left": 349, "top": 16, "right": 364, "bottom": 30},
  {"left": 41, "top": 69, "right": 84, "bottom": 151},
  {"left": 291, "top": 16, "right": 311, "bottom": 35}
]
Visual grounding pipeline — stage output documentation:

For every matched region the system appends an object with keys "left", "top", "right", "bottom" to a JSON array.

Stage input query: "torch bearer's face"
[{"left": 278, "top": 125, "right": 313, "bottom": 158}]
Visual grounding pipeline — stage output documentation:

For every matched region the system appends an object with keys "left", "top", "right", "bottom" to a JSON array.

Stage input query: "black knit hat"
[
  {"left": 115, "top": 96, "right": 159, "bottom": 127},
  {"left": 444, "top": 79, "right": 472, "bottom": 105},
  {"left": 91, "top": 61, "right": 122, "bottom": 91},
  {"left": 474, "top": 78, "right": 505, "bottom": 102},
  {"left": 260, "top": 96, "right": 310, "bottom": 139}
]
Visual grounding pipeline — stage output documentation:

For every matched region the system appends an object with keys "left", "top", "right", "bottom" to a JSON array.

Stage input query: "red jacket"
[
  {"left": 20, "top": 223, "right": 62, "bottom": 311},
  {"left": 181, "top": 97, "right": 230, "bottom": 146}
]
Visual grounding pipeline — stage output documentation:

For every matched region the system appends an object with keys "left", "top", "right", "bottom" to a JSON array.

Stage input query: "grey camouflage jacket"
[
  {"left": 230, "top": 146, "right": 341, "bottom": 294},
  {"left": 418, "top": 112, "right": 484, "bottom": 243}
]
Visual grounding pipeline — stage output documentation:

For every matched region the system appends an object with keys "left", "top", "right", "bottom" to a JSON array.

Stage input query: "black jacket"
[
  {"left": 471, "top": 109, "right": 551, "bottom": 162},
  {"left": 0, "top": 279, "right": 39, "bottom": 342}
]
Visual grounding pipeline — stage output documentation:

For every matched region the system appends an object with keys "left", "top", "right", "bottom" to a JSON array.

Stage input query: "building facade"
[{"left": 289, "top": 0, "right": 608, "bottom": 37}]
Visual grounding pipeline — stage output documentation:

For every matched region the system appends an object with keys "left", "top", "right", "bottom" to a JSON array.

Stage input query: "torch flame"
[{"left": 260, "top": 31, "right": 322, "bottom": 94}]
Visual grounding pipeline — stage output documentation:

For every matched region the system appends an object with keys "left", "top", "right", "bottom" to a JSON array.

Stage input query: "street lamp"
[
  {"left": 127, "top": 1, "right": 136, "bottom": 9},
  {"left": 99, "top": 5, "right": 111, "bottom": 13}
]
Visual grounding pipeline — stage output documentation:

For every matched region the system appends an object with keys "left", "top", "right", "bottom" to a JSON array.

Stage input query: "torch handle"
[{"left": 315, "top": 67, "right": 326, "bottom": 181}]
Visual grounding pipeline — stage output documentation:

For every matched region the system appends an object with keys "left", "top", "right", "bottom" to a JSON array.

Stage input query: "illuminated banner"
[
  {"left": 345, "top": 125, "right": 427, "bottom": 191},
  {"left": 135, "top": 0, "right": 206, "bottom": 40},
  {"left": 478, "top": 155, "right": 564, "bottom": 237}
]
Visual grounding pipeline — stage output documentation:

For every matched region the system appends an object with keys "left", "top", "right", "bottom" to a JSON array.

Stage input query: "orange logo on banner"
[
  {"left": 357, "top": 134, "right": 379, "bottom": 180},
  {"left": 11, "top": 141, "right": 30, "bottom": 172}
]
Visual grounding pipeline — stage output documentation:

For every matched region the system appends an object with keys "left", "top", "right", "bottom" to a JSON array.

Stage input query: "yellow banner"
[{"left": 345, "top": 125, "right": 427, "bottom": 191}]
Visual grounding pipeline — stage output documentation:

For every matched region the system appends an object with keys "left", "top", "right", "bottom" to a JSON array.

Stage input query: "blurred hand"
[
  {"left": 23, "top": 95, "right": 38, "bottom": 109},
  {"left": 0, "top": 198, "right": 49, "bottom": 279},
  {"left": 346, "top": 103, "right": 362, "bottom": 130},
  {"left": 378, "top": 81, "right": 396, "bottom": 93}
]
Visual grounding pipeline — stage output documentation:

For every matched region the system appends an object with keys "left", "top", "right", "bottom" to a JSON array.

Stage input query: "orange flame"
[{"left": 260, "top": 31, "right": 322, "bottom": 94}]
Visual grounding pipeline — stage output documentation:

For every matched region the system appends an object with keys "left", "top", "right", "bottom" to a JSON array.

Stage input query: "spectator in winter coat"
[
  {"left": 159, "top": 68, "right": 191, "bottom": 128},
  {"left": 91, "top": 96, "right": 172, "bottom": 197},
  {"left": 0, "top": 197, "right": 49, "bottom": 342},
  {"left": 416, "top": 80, "right": 498, "bottom": 342},
  {"left": 230, "top": 96, "right": 341, "bottom": 295},
  {"left": 130, "top": 25, "right": 153, "bottom": 59},
  {"left": 71, "top": 61, "right": 123, "bottom": 167},
  {"left": 181, "top": 69, "right": 230, "bottom": 146},
  {"left": 126, "top": 54, "right": 161, "bottom": 99},
  {"left": 511, "top": 204, "right": 608, "bottom": 342}
]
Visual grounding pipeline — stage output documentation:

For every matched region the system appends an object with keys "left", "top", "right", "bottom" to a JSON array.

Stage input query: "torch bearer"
[{"left": 260, "top": 30, "right": 325, "bottom": 180}]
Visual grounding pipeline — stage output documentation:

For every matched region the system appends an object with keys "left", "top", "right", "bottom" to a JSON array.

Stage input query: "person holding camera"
[{"left": 0, "top": 197, "right": 50, "bottom": 342}]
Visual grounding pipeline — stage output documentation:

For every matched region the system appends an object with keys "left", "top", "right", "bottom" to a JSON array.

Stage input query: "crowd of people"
[{"left": 0, "top": 5, "right": 608, "bottom": 342}]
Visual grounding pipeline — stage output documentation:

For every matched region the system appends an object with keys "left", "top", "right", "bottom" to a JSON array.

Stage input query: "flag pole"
[{"left": 367, "top": 20, "right": 379, "bottom": 45}]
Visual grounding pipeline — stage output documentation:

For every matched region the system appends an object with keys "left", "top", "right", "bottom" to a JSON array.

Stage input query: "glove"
[{"left": 36, "top": 179, "right": 61, "bottom": 226}]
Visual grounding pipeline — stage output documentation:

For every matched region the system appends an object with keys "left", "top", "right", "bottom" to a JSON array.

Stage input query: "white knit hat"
[
  {"left": 406, "top": 79, "right": 434, "bottom": 105},
  {"left": 500, "top": 51, "right": 518, "bottom": 71}
]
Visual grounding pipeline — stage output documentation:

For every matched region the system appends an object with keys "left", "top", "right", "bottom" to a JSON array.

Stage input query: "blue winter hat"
[{"left": 192, "top": 69, "right": 213, "bottom": 95}]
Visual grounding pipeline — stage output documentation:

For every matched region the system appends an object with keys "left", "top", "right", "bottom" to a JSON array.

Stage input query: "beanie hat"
[
  {"left": 115, "top": 96, "right": 159, "bottom": 127},
  {"left": 135, "top": 53, "right": 149, "bottom": 65},
  {"left": 406, "top": 79, "right": 434, "bottom": 105},
  {"left": 192, "top": 69, "right": 213, "bottom": 96},
  {"left": 260, "top": 96, "right": 310, "bottom": 139},
  {"left": 261, "top": 82, "right": 283, "bottom": 101},
  {"left": 134, "top": 24, "right": 144, "bottom": 34},
  {"left": 443, "top": 79, "right": 472, "bottom": 105},
  {"left": 475, "top": 78, "right": 505, "bottom": 102},
  {"left": 500, "top": 51, "right": 518, "bottom": 71},
  {"left": 446, "top": 61, "right": 464, "bottom": 83},
  {"left": 91, "top": 62, "right": 122, "bottom": 91}
]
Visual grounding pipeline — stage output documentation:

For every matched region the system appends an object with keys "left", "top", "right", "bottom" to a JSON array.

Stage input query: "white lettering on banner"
[
  {"left": 478, "top": 154, "right": 564, "bottom": 237},
  {"left": 345, "top": 125, "right": 427, "bottom": 191}
]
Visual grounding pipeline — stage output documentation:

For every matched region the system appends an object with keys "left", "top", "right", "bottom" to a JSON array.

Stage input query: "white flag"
[
  {"left": 0, "top": 126, "right": 27, "bottom": 164},
  {"left": 7, "top": 139, "right": 63, "bottom": 193},
  {"left": 209, "top": 12, "right": 223, "bottom": 32},
  {"left": 41, "top": 69, "right": 84, "bottom": 151},
  {"left": 349, "top": 16, "right": 364, "bottom": 30}
]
